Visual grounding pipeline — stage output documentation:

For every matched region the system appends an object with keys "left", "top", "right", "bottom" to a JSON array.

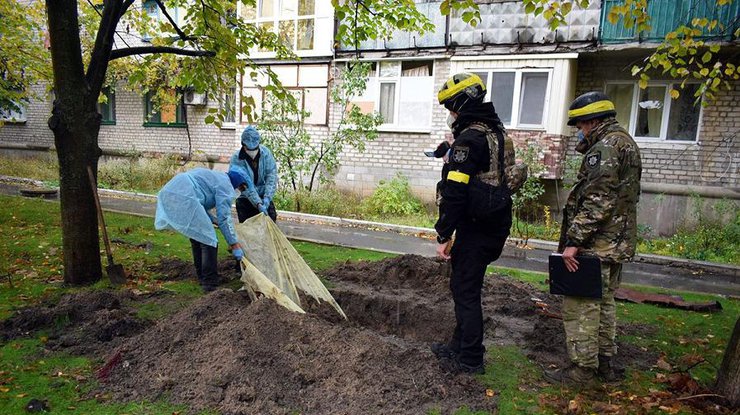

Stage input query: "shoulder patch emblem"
[
  {"left": 586, "top": 152, "right": 601, "bottom": 169},
  {"left": 452, "top": 146, "right": 469, "bottom": 163}
]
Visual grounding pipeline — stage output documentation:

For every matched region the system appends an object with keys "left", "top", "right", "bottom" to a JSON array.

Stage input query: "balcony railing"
[{"left": 600, "top": 0, "right": 739, "bottom": 43}]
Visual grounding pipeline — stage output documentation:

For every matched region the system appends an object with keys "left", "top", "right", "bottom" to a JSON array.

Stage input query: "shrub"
[
  {"left": 362, "top": 173, "right": 425, "bottom": 216},
  {"left": 274, "top": 187, "right": 364, "bottom": 218},
  {"left": 98, "top": 154, "right": 181, "bottom": 193},
  {"left": 0, "top": 152, "right": 58, "bottom": 182}
]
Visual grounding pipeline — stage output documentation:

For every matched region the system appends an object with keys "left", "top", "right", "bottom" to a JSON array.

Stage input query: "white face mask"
[
  {"left": 446, "top": 113, "right": 457, "bottom": 129},
  {"left": 245, "top": 148, "right": 259, "bottom": 158},
  {"left": 233, "top": 188, "right": 242, "bottom": 199}
]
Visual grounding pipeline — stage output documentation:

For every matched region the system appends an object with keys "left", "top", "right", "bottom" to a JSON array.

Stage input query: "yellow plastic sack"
[
  {"left": 239, "top": 258, "right": 305, "bottom": 314},
  {"left": 235, "top": 214, "right": 347, "bottom": 319}
]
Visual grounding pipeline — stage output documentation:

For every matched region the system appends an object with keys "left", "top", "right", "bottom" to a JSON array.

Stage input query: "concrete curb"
[{"left": 2, "top": 174, "right": 738, "bottom": 276}]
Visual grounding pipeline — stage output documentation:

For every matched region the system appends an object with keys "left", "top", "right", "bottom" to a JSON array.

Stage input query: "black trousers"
[
  {"left": 236, "top": 197, "right": 277, "bottom": 223},
  {"left": 447, "top": 221, "right": 508, "bottom": 366},
  {"left": 190, "top": 239, "right": 219, "bottom": 291}
]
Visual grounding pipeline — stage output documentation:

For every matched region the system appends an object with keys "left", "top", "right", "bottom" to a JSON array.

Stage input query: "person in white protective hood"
[{"left": 155, "top": 167, "right": 249, "bottom": 292}]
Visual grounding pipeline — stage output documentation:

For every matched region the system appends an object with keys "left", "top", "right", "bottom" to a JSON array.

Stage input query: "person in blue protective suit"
[
  {"left": 230, "top": 126, "right": 279, "bottom": 222},
  {"left": 155, "top": 167, "right": 249, "bottom": 292}
]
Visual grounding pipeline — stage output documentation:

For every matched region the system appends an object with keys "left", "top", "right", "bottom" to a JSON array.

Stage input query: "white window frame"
[
  {"left": 365, "top": 60, "right": 435, "bottom": 133},
  {"left": 141, "top": 0, "right": 179, "bottom": 41},
  {"left": 474, "top": 68, "right": 552, "bottom": 130},
  {"left": 252, "top": 0, "right": 317, "bottom": 52},
  {"left": 0, "top": 103, "right": 27, "bottom": 123},
  {"left": 604, "top": 81, "right": 703, "bottom": 143},
  {"left": 241, "top": 64, "right": 329, "bottom": 126}
]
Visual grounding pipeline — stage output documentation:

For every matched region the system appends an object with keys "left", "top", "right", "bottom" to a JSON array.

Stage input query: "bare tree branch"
[
  {"left": 86, "top": 0, "right": 128, "bottom": 98},
  {"left": 109, "top": 46, "right": 215, "bottom": 60},
  {"left": 154, "top": 0, "right": 196, "bottom": 41}
]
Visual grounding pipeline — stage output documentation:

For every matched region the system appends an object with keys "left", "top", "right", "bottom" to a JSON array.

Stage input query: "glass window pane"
[
  {"left": 379, "top": 61, "right": 400, "bottom": 78},
  {"left": 297, "top": 19, "right": 314, "bottom": 50},
  {"left": 242, "top": 87, "right": 263, "bottom": 121},
  {"left": 224, "top": 87, "right": 236, "bottom": 123},
  {"left": 398, "top": 77, "right": 433, "bottom": 129},
  {"left": 605, "top": 83, "right": 634, "bottom": 132},
  {"left": 490, "top": 72, "right": 515, "bottom": 124},
  {"left": 258, "top": 22, "right": 274, "bottom": 52},
  {"left": 260, "top": 0, "right": 274, "bottom": 17},
  {"left": 280, "top": 0, "right": 297, "bottom": 16},
  {"left": 279, "top": 20, "right": 295, "bottom": 48},
  {"left": 401, "top": 60, "right": 433, "bottom": 77},
  {"left": 0, "top": 101, "right": 26, "bottom": 122},
  {"left": 636, "top": 86, "right": 666, "bottom": 138},
  {"left": 240, "top": 3, "right": 256, "bottom": 20},
  {"left": 666, "top": 84, "right": 700, "bottom": 141},
  {"left": 98, "top": 87, "right": 116, "bottom": 123},
  {"left": 298, "top": 0, "right": 314, "bottom": 15},
  {"left": 379, "top": 82, "right": 396, "bottom": 123},
  {"left": 518, "top": 72, "right": 548, "bottom": 125},
  {"left": 471, "top": 71, "right": 489, "bottom": 100}
]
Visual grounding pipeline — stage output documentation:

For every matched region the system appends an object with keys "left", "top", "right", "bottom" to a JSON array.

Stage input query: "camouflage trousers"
[{"left": 562, "top": 263, "right": 623, "bottom": 369}]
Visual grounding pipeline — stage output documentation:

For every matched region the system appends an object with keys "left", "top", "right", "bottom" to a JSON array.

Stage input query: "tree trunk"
[
  {"left": 46, "top": 0, "right": 103, "bottom": 285},
  {"left": 716, "top": 316, "right": 740, "bottom": 408}
]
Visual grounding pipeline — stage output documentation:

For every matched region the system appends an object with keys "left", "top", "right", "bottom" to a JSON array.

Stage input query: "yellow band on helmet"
[
  {"left": 568, "top": 100, "right": 615, "bottom": 119},
  {"left": 447, "top": 171, "right": 470, "bottom": 184},
  {"left": 438, "top": 74, "right": 485, "bottom": 104}
]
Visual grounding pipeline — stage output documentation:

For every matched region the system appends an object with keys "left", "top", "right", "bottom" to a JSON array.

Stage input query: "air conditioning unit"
[{"left": 183, "top": 90, "right": 207, "bottom": 106}]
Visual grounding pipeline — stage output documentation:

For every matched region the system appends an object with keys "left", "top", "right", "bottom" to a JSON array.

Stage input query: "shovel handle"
[{"left": 87, "top": 166, "right": 113, "bottom": 258}]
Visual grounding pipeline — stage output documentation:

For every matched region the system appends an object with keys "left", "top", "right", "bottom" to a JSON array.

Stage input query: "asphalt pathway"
[{"left": 2, "top": 180, "right": 738, "bottom": 297}]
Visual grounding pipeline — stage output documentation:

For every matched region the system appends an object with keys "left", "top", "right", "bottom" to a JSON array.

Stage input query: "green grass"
[
  {"left": 0, "top": 192, "right": 737, "bottom": 414},
  {"left": 0, "top": 338, "right": 214, "bottom": 415}
]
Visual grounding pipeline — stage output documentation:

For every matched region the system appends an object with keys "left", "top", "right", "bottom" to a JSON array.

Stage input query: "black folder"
[{"left": 548, "top": 254, "right": 603, "bottom": 299}]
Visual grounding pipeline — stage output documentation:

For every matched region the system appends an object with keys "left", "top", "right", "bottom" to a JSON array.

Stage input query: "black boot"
[
  {"left": 431, "top": 343, "right": 457, "bottom": 360},
  {"left": 598, "top": 354, "right": 625, "bottom": 382}
]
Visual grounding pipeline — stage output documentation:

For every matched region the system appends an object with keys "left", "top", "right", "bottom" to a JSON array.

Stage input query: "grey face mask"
[
  {"left": 446, "top": 113, "right": 457, "bottom": 129},
  {"left": 245, "top": 148, "right": 259, "bottom": 158}
]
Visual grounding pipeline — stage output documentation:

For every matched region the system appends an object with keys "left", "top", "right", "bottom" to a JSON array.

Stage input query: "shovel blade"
[{"left": 106, "top": 263, "right": 127, "bottom": 285}]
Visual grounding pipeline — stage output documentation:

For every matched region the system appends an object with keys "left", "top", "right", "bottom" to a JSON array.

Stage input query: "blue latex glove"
[
  {"left": 258, "top": 204, "right": 269, "bottom": 215},
  {"left": 233, "top": 248, "right": 244, "bottom": 261},
  {"left": 262, "top": 197, "right": 271, "bottom": 208}
]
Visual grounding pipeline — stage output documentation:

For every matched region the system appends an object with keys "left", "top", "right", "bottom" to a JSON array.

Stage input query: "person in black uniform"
[{"left": 431, "top": 73, "right": 526, "bottom": 375}]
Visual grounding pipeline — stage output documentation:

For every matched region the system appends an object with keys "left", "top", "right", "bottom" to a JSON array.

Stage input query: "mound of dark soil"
[
  {"left": 2, "top": 254, "right": 660, "bottom": 414},
  {"left": 1, "top": 290, "right": 152, "bottom": 356},
  {"left": 322, "top": 254, "right": 450, "bottom": 294},
  {"left": 102, "top": 291, "right": 495, "bottom": 415},
  {"left": 321, "top": 255, "right": 656, "bottom": 371}
]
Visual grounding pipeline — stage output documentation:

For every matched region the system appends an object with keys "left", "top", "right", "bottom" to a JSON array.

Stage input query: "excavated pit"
[{"left": 1, "top": 254, "right": 659, "bottom": 414}]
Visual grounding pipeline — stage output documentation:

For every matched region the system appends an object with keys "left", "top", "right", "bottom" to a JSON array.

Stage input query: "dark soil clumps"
[
  {"left": 103, "top": 291, "right": 495, "bottom": 415},
  {"left": 2, "top": 254, "right": 662, "bottom": 414},
  {"left": 1, "top": 290, "right": 152, "bottom": 356}
]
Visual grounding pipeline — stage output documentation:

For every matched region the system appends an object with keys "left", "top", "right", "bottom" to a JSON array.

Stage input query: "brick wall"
[
  {"left": 0, "top": 84, "right": 55, "bottom": 147},
  {"left": 331, "top": 59, "right": 451, "bottom": 200},
  {"left": 575, "top": 53, "right": 739, "bottom": 188},
  {"left": 0, "top": 82, "right": 240, "bottom": 165}
]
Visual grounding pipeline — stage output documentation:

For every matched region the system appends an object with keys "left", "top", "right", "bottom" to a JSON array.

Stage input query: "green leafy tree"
[
  {"left": 521, "top": 0, "right": 738, "bottom": 102},
  {"left": 259, "top": 61, "right": 383, "bottom": 211},
  {"left": 511, "top": 143, "right": 547, "bottom": 243}
]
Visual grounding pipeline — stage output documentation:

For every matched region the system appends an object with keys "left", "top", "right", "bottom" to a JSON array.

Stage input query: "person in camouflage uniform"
[
  {"left": 431, "top": 73, "right": 527, "bottom": 375},
  {"left": 544, "top": 91, "right": 642, "bottom": 385}
]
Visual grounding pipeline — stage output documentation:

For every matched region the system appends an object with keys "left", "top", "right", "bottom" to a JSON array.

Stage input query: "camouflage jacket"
[
  {"left": 559, "top": 118, "right": 642, "bottom": 263},
  {"left": 435, "top": 105, "right": 527, "bottom": 238}
]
